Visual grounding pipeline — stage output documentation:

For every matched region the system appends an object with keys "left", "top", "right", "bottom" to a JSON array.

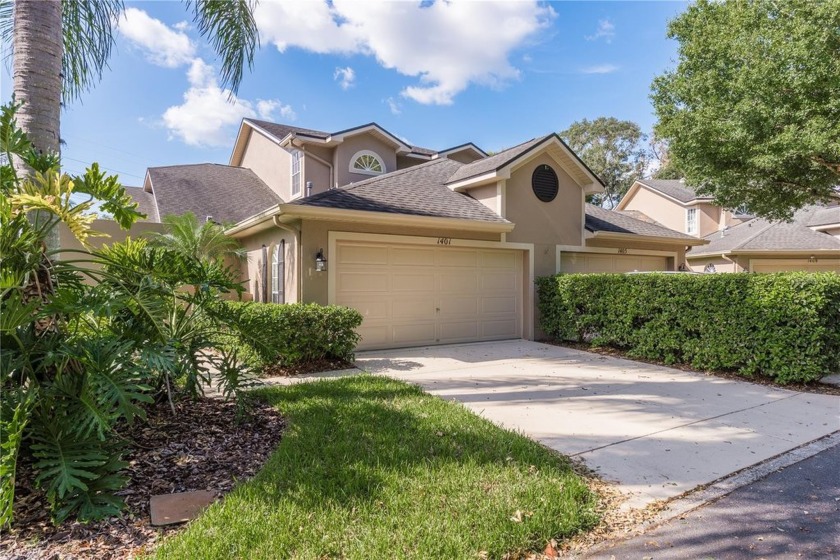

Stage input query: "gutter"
[{"left": 295, "top": 142, "right": 335, "bottom": 189}]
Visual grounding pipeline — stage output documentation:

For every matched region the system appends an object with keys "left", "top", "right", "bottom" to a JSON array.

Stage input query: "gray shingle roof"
[
  {"left": 690, "top": 206, "right": 840, "bottom": 256},
  {"left": 288, "top": 158, "right": 508, "bottom": 223},
  {"left": 147, "top": 164, "right": 281, "bottom": 225},
  {"left": 806, "top": 205, "right": 840, "bottom": 227},
  {"left": 637, "top": 179, "right": 713, "bottom": 203},
  {"left": 125, "top": 186, "right": 159, "bottom": 223},
  {"left": 585, "top": 204, "right": 698, "bottom": 241},
  {"left": 446, "top": 136, "right": 547, "bottom": 184}
]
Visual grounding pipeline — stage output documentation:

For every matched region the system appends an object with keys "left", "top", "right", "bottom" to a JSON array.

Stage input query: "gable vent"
[{"left": 532, "top": 164, "right": 559, "bottom": 203}]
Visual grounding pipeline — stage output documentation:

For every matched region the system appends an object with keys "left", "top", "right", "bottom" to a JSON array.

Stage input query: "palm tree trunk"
[{"left": 13, "top": 0, "right": 63, "bottom": 253}]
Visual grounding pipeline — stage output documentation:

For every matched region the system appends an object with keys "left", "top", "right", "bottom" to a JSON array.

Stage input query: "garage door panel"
[
  {"left": 561, "top": 253, "right": 668, "bottom": 274},
  {"left": 392, "top": 298, "right": 437, "bottom": 320},
  {"left": 391, "top": 246, "right": 435, "bottom": 266},
  {"left": 336, "top": 241, "right": 522, "bottom": 350},
  {"left": 339, "top": 244, "right": 389, "bottom": 265},
  {"left": 338, "top": 271, "right": 390, "bottom": 292}
]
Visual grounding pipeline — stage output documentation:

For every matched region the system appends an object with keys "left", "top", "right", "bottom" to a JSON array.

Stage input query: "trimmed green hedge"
[
  {"left": 536, "top": 273, "right": 840, "bottom": 383},
  {"left": 215, "top": 302, "right": 363, "bottom": 371}
]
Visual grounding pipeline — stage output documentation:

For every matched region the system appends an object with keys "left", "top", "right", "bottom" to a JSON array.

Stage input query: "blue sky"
[{"left": 1, "top": 0, "right": 687, "bottom": 187}]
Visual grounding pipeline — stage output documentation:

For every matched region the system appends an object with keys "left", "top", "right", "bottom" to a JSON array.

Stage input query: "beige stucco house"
[
  {"left": 133, "top": 120, "right": 705, "bottom": 350},
  {"left": 618, "top": 179, "right": 840, "bottom": 273}
]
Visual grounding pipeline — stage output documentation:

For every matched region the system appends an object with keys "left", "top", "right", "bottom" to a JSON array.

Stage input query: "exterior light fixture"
[
  {"left": 808, "top": 255, "right": 818, "bottom": 263},
  {"left": 315, "top": 248, "right": 327, "bottom": 272}
]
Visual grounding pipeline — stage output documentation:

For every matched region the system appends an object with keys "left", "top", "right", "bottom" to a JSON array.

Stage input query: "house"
[
  {"left": 617, "top": 179, "right": 840, "bottom": 273},
  {"left": 135, "top": 119, "right": 705, "bottom": 350}
]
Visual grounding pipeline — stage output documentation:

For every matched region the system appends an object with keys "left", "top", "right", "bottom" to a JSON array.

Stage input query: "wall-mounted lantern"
[
  {"left": 808, "top": 255, "right": 818, "bottom": 263},
  {"left": 315, "top": 248, "right": 327, "bottom": 272}
]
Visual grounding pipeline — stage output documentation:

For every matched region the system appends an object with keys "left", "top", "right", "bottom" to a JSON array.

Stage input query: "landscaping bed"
[
  {"left": 153, "top": 376, "right": 600, "bottom": 559},
  {"left": 1, "top": 398, "right": 285, "bottom": 560}
]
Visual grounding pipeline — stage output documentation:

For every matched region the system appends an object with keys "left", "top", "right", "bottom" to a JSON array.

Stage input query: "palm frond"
[
  {"left": 60, "top": 0, "right": 124, "bottom": 102},
  {"left": 187, "top": 0, "right": 259, "bottom": 94}
]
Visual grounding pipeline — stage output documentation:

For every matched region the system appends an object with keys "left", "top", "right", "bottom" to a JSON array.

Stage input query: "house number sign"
[{"left": 437, "top": 237, "right": 452, "bottom": 245}]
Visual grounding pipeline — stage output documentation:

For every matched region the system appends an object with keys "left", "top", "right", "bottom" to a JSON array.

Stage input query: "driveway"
[{"left": 356, "top": 340, "right": 840, "bottom": 507}]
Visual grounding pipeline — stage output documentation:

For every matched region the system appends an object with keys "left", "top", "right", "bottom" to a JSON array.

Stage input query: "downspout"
[
  {"left": 273, "top": 216, "right": 303, "bottom": 302},
  {"left": 298, "top": 144, "right": 335, "bottom": 190},
  {"left": 721, "top": 253, "right": 740, "bottom": 273}
]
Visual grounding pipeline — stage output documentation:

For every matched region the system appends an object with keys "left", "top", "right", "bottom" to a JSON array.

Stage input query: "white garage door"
[
  {"left": 335, "top": 241, "right": 523, "bottom": 350},
  {"left": 560, "top": 253, "right": 669, "bottom": 273},
  {"left": 751, "top": 260, "right": 840, "bottom": 273}
]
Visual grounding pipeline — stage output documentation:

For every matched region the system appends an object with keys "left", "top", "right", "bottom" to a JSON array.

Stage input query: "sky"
[{"left": 0, "top": 0, "right": 688, "bottom": 187}]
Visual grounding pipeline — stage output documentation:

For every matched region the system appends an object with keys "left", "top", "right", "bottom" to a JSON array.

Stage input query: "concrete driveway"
[{"left": 356, "top": 340, "right": 840, "bottom": 507}]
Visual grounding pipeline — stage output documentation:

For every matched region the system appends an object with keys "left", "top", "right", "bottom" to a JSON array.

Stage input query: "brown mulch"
[
  {"left": 1, "top": 397, "right": 285, "bottom": 560},
  {"left": 262, "top": 357, "right": 355, "bottom": 377},
  {"left": 547, "top": 339, "right": 840, "bottom": 396}
]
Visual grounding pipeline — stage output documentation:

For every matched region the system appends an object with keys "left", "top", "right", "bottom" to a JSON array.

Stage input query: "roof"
[
  {"left": 585, "top": 204, "right": 699, "bottom": 241},
  {"left": 446, "top": 136, "right": 547, "bottom": 183},
  {"left": 635, "top": 179, "right": 713, "bottom": 204},
  {"left": 806, "top": 205, "right": 840, "bottom": 227},
  {"left": 690, "top": 205, "right": 840, "bottom": 256},
  {"left": 288, "top": 158, "right": 508, "bottom": 223},
  {"left": 147, "top": 164, "right": 282, "bottom": 225},
  {"left": 125, "top": 186, "right": 159, "bottom": 222}
]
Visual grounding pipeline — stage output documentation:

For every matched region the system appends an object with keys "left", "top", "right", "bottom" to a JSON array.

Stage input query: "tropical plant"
[
  {"left": 651, "top": 0, "right": 840, "bottom": 220},
  {"left": 148, "top": 212, "right": 245, "bottom": 263},
  {"left": 0, "top": 0, "right": 259, "bottom": 250},
  {"left": 0, "top": 101, "right": 255, "bottom": 526}
]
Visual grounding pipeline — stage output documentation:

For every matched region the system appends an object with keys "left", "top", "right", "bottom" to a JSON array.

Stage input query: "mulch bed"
[
  {"left": 1, "top": 397, "right": 285, "bottom": 560},
  {"left": 547, "top": 339, "right": 840, "bottom": 396},
  {"left": 262, "top": 357, "right": 355, "bottom": 377}
]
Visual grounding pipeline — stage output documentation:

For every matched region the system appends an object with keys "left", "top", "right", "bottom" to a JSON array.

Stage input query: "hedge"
[
  {"left": 536, "top": 272, "right": 840, "bottom": 384},
  {"left": 214, "top": 302, "right": 363, "bottom": 371}
]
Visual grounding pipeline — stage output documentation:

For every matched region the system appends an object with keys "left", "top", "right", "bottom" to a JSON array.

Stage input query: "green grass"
[{"left": 154, "top": 376, "right": 599, "bottom": 559}]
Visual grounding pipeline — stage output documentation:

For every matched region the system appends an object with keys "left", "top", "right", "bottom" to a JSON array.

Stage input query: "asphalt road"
[{"left": 590, "top": 443, "right": 840, "bottom": 559}]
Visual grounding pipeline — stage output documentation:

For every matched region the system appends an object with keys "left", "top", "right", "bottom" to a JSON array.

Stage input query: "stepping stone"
[
  {"left": 150, "top": 490, "right": 216, "bottom": 526},
  {"left": 820, "top": 374, "right": 840, "bottom": 387}
]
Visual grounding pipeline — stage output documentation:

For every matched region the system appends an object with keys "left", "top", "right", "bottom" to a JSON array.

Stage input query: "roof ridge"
[{"left": 728, "top": 220, "right": 777, "bottom": 250}]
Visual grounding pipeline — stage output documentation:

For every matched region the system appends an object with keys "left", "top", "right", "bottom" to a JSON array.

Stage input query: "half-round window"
[
  {"left": 532, "top": 164, "right": 559, "bottom": 202},
  {"left": 350, "top": 150, "right": 386, "bottom": 175}
]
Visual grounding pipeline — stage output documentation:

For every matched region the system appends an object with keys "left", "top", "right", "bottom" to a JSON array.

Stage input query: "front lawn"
[{"left": 154, "top": 376, "right": 598, "bottom": 559}]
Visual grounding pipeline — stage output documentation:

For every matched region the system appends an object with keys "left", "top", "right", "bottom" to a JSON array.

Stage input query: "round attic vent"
[{"left": 532, "top": 164, "right": 559, "bottom": 202}]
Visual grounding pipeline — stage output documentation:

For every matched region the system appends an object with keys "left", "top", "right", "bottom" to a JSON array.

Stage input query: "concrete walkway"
[{"left": 356, "top": 340, "right": 840, "bottom": 507}]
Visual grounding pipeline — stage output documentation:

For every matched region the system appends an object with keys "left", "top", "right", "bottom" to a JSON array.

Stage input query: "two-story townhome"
[
  {"left": 133, "top": 119, "right": 706, "bottom": 350},
  {"left": 617, "top": 179, "right": 840, "bottom": 273}
]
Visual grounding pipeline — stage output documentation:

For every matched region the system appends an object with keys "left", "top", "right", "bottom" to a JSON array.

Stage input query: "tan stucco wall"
[
  {"left": 622, "top": 187, "right": 687, "bottom": 234},
  {"left": 237, "top": 227, "right": 298, "bottom": 302},
  {"left": 334, "top": 134, "right": 398, "bottom": 187},
  {"left": 697, "top": 203, "right": 720, "bottom": 237},
  {"left": 584, "top": 237, "right": 687, "bottom": 269},
  {"left": 466, "top": 183, "right": 499, "bottom": 214},
  {"left": 240, "top": 130, "right": 292, "bottom": 200},
  {"left": 300, "top": 219, "right": 501, "bottom": 305},
  {"left": 686, "top": 256, "right": 743, "bottom": 273}
]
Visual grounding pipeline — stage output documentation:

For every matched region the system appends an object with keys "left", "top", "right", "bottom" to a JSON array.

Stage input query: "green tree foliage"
[
  {"left": 560, "top": 117, "right": 648, "bottom": 208},
  {"left": 651, "top": 0, "right": 840, "bottom": 220},
  {"left": 148, "top": 212, "right": 244, "bottom": 263}
]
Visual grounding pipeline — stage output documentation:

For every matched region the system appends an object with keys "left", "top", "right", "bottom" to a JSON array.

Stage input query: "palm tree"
[
  {"left": 148, "top": 212, "right": 244, "bottom": 263},
  {"left": 0, "top": 0, "right": 259, "bottom": 249}
]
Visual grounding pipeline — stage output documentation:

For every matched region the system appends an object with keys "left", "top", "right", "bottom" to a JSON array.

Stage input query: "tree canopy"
[
  {"left": 560, "top": 117, "right": 648, "bottom": 208},
  {"left": 651, "top": 0, "right": 840, "bottom": 220}
]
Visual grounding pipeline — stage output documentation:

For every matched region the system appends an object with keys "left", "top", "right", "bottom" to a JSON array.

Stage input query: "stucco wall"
[
  {"left": 240, "top": 130, "right": 292, "bottom": 201},
  {"left": 396, "top": 155, "right": 426, "bottom": 170},
  {"left": 622, "top": 187, "right": 686, "bottom": 234},
  {"left": 300, "top": 219, "right": 501, "bottom": 305},
  {"left": 697, "top": 203, "right": 720, "bottom": 237},
  {"left": 237, "top": 227, "right": 298, "bottom": 302},
  {"left": 334, "top": 134, "right": 398, "bottom": 187},
  {"left": 686, "top": 256, "right": 743, "bottom": 273},
  {"left": 466, "top": 183, "right": 499, "bottom": 214},
  {"left": 584, "top": 236, "right": 687, "bottom": 268}
]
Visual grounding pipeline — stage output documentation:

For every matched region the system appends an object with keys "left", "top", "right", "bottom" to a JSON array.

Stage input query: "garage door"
[
  {"left": 751, "top": 260, "right": 840, "bottom": 273},
  {"left": 335, "top": 241, "right": 522, "bottom": 350},
  {"left": 560, "top": 253, "right": 668, "bottom": 273}
]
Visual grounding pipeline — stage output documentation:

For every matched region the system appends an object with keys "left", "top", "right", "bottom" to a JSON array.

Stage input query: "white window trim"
[
  {"left": 349, "top": 150, "right": 386, "bottom": 176},
  {"left": 290, "top": 149, "right": 302, "bottom": 198},
  {"left": 271, "top": 241, "right": 285, "bottom": 304},
  {"left": 686, "top": 207, "right": 698, "bottom": 235}
]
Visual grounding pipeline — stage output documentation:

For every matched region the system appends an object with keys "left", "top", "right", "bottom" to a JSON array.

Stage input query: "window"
[
  {"left": 271, "top": 240, "right": 285, "bottom": 304},
  {"left": 686, "top": 208, "right": 698, "bottom": 235},
  {"left": 349, "top": 150, "right": 385, "bottom": 175},
  {"left": 291, "top": 150, "right": 302, "bottom": 197}
]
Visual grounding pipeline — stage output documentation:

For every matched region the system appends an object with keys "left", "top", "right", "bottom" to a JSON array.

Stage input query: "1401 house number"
[{"left": 437, "top": 237, "right": 452, "bottom": 245}]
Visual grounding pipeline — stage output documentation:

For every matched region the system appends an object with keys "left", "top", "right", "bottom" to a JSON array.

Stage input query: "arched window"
[
  {"left": 271, "top": 240, "right": 285, "bottom": 304},
  {"left": 349, "top": 150, "right": 385, "bottom": 175}
]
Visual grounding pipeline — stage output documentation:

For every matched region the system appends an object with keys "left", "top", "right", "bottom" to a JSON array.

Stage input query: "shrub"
[
  {"left": 536, "top": 273, "right": 840, "bottom": 384},
  {"left": 214, "top": 301, "right": 363, "bottom": 371}
]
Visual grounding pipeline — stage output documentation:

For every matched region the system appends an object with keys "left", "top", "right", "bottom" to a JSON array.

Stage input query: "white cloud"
[
  {"left": 118, "top": 8, "right": 196, "bottom": 67},
  {"left": 385, "top": 97, "right": 401, "bottom": 115},
  {"left": 163, "top": 59, "right": 295, "bottom": 147},
  {"left": 334, "top": 66, "right": 356, "bottom": 90},
  {"left": 586, "top": 19, "right": 615, "bottom": 43},
  {"left": 255, "top": 0, "right": 555, "bottom": 105},
  {"left": 581, "top": 64, "right": 619, "bottom": 75}
]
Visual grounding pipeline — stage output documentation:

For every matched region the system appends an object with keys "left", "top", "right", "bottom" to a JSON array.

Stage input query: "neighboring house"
[
  {"left": 617, "top": 179, "right": 840, "bottom": 274},
  {"left": 135, "top": 119, "right": 706, "bottom": 350}
]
